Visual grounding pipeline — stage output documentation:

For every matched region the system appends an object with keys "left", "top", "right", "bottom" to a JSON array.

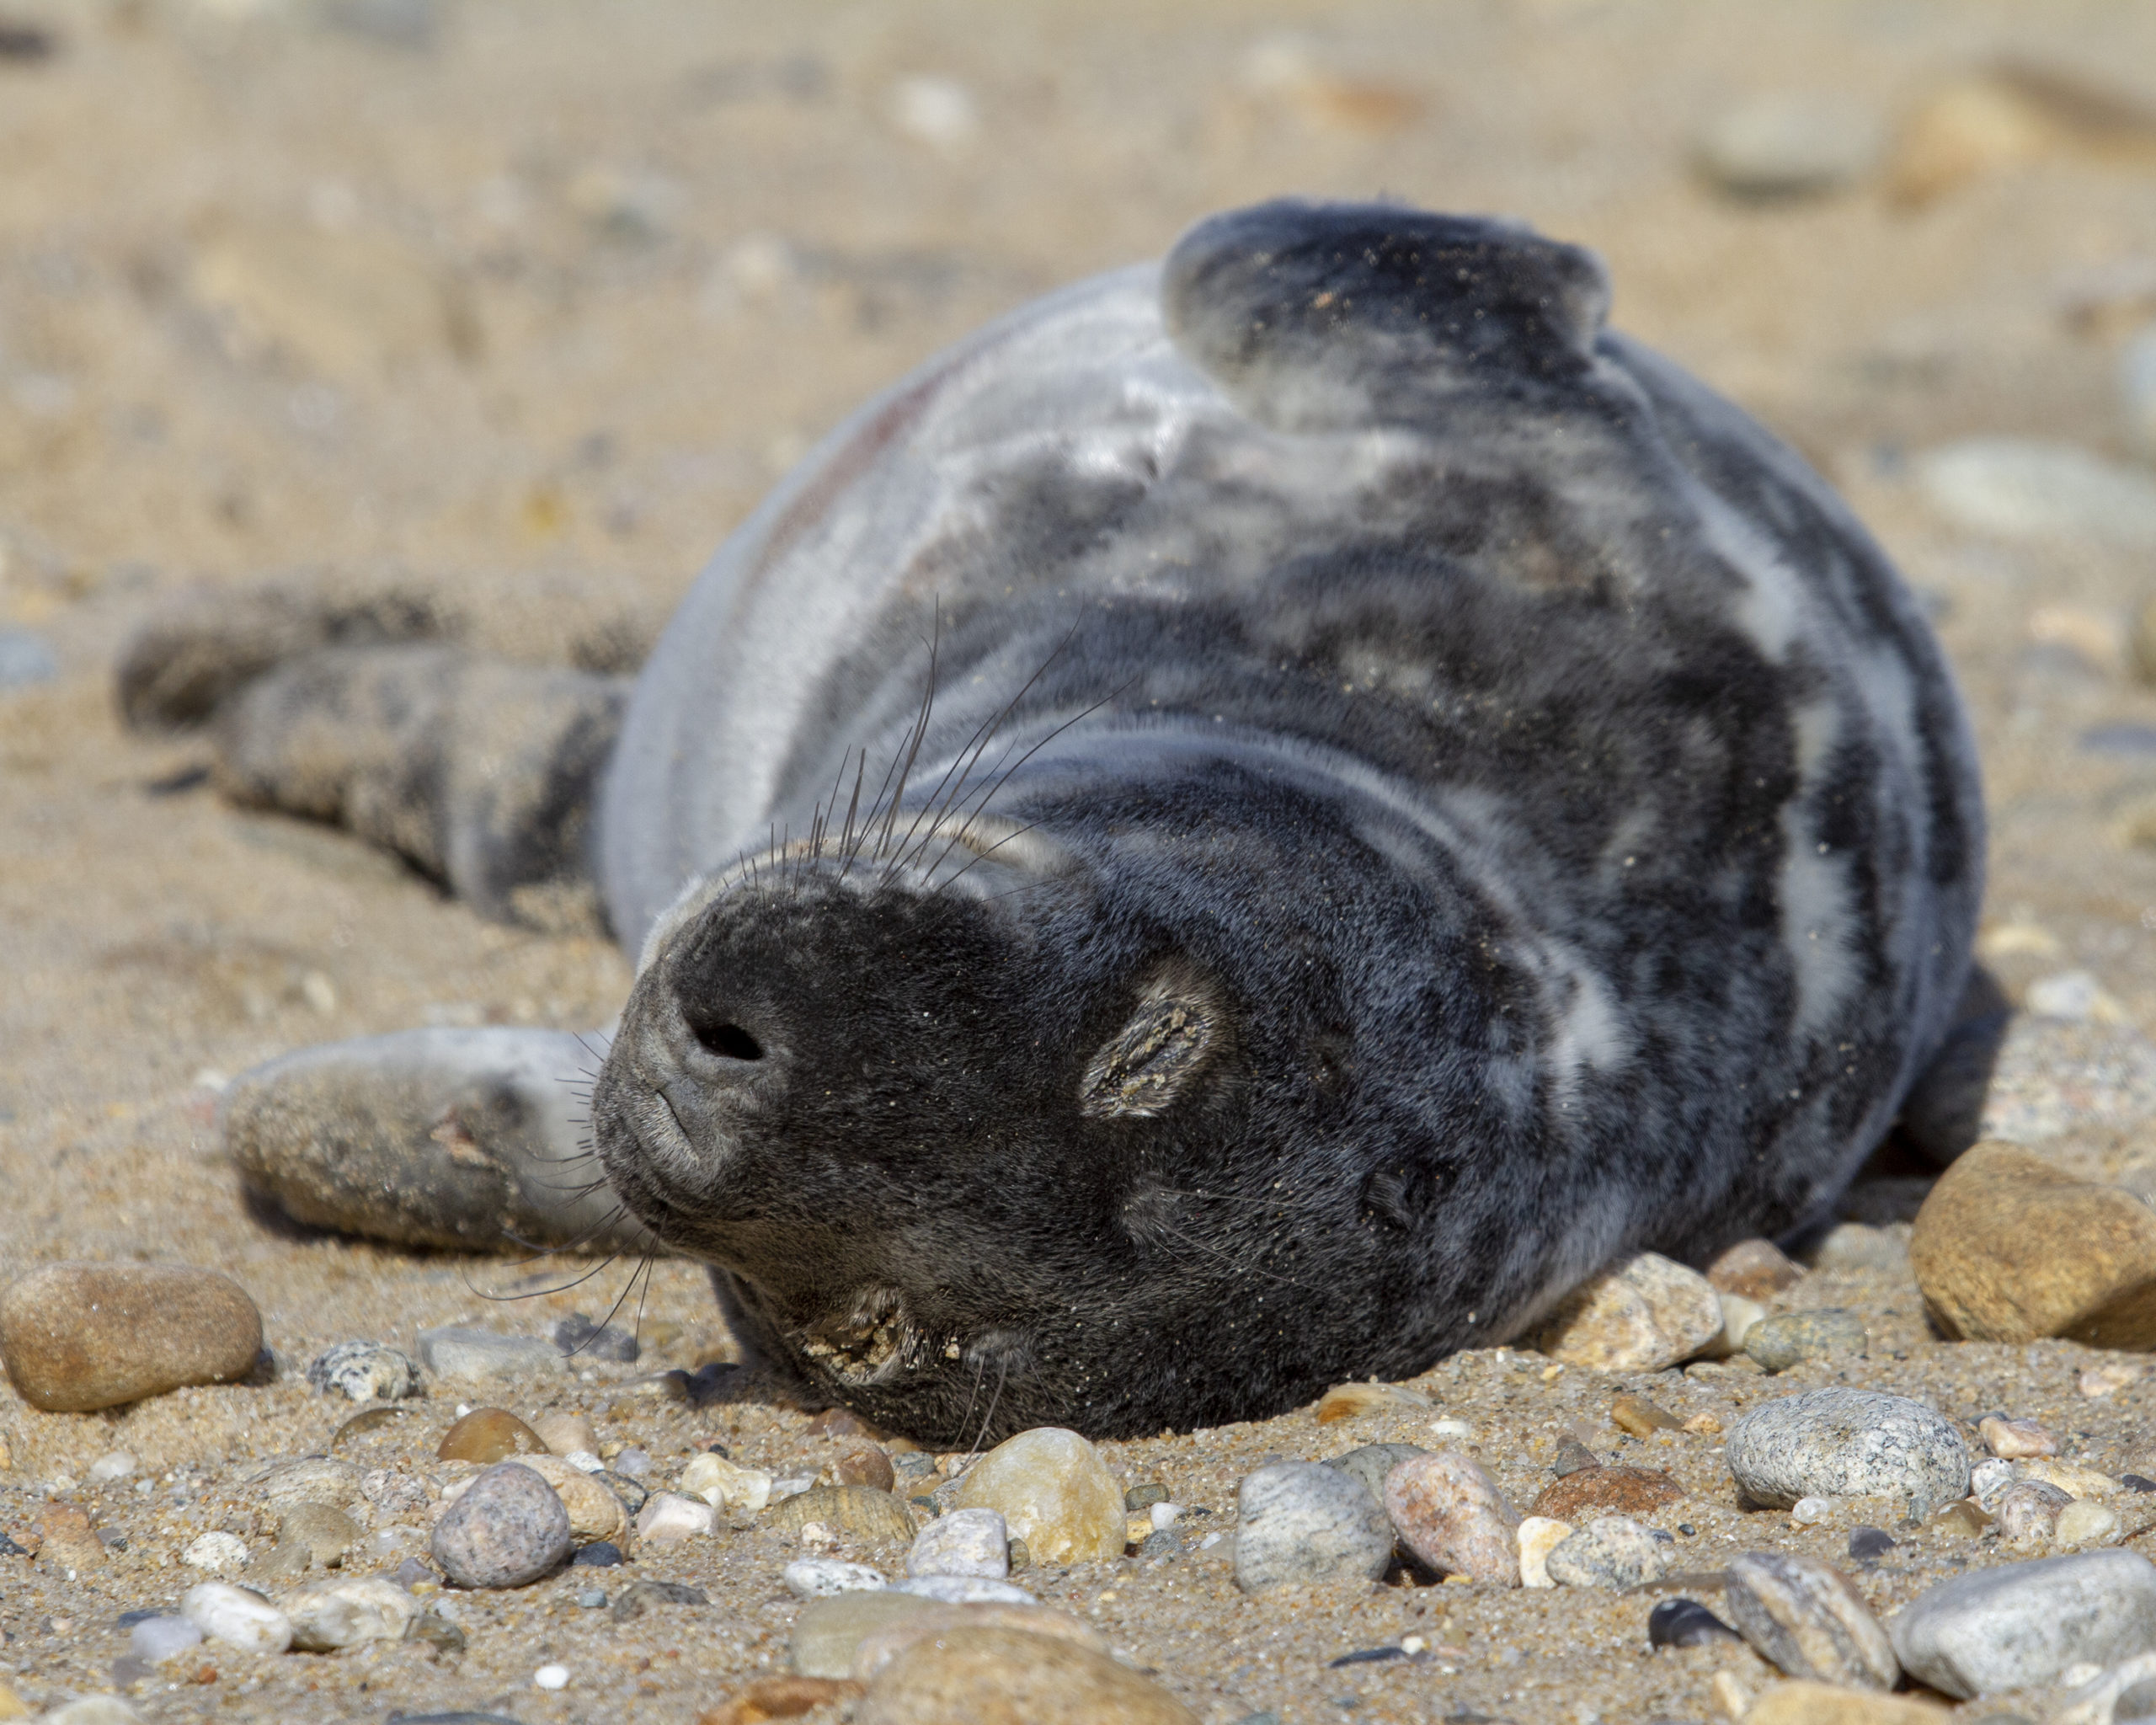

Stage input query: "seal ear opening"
[
  {"left": 1161, "top": 197, "right": 1612, "bottom": 432},
  {"left": 1079, "top": 969, "right": 1226, "bottom": 1119}
]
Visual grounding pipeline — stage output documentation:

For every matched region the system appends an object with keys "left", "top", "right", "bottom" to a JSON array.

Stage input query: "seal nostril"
[{"left": 695, "top": 1022, "right": 765, "bottom": 1062}]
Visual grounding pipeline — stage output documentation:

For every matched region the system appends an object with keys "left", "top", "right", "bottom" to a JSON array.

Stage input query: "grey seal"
[{"left": 127, "top": 200, "right": 1983, "bottom": 1443}]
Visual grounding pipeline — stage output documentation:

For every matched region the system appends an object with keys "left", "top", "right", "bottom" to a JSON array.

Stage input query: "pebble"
[
  {"left": 1529, "top": 1465, "right": 1684, "bottom": 1520},
  {"left": 1517, "top": 1515, "right": 1572, "bottom": 1588},
  {"left": 0, "top": 1261, "right": 263, "bottom": 1413},
  {"left": 840, "top": 1447, "right": 897, "bottom": 1493},
  {"left": 1914, "top": 439, "right": 2156, "bottom": 549},
  {"left": 1979, "top": 1414, "right": 2057, "bottom": 1459},
  {"left": 182, "top": 1531, "right": 248, "bottom": 1574},
  {"left": 2083, "top": 1361, "right": 2146, "bottom": 1399},
  {"left": 1997, "top": 1480, "right": 2073, "bottom": 1548},
  {"left": 279, "top": 1502, "right": 360, "bottom": 1567},
  {"left": 1706, "top": 1237, "right": 1805, "bottom": 1300},
  {"left": 529, "top": 1410, "right": 599, "bottom": 1457},
  {"left": 1313, "top": 1381, "right": 1430, "bottom": 1423},
  {"left": 508, "top": 1455, "right": 629, "bottom": 1545},
  {"left": 280, "top": 1575, "right": 419, "bottom": 1651},
  {"left": 1533, "top": 1251, "right": 1722, "bottom": 1371},
  {"left": 1895, "top": 1551, "right": 2156, "bottom": 1697},
  {"left": 1849, "top": 1527, "right": 1897, "bottom": 1563},
  {"left": 2025, "top": 1457, "right": 2123, "bottom": 1500},
  {"left": 1693, "top": 93, "right": 1884, "bottom": 199},
  {"left": 950, "top": 1429, "right": 1125, "bottom": 1564},
  {"left": 181, "top": 1580, "right": 294, "bottom": 1653},
  {"left": 243, "top": 1535, "right": 311, "bottom": 1590},
  {"left": 633, "top": 1491, "right": 717, "bottom": 1545},
  {"left": 851, "top": 1603, "right": 1103, "bottom": 1683},
  {"left": 1910, "top": 1141, "right": 2156, "bottom": 1348},
  {"left": 766, "top": 1485, "right": 916, "bottom": 1548},
  {"left": 678, "top": 1450, "right": 775, "bottom": 1514},
  {"left": 534, "top": 1663, "right": 570, "bottom": 1690},
  {"left": 705, "top": 1678, "right": 867, "bottom": 1725},
  {"left": 895, "top": 1574, "right": 1038, "bottom": 1605},
  {"left": 1323, "top": 1442, "right": 1428, "bottom": 1509},
  {"left": 253, "top": 1455, "right": 363, "bottom": 1514},
  {"left": 1746, "top": 1683, "right": 1950, "bottom": 1725},
  {"left": 2059, "top": 1501, "right": 2124, "bottom": 1548},
  {"left": 1609, "top": 1392, "right": 1683, "bottom": 1436},
  {"left": 304, "top": 1340, "right": 419, "bottom": 1402},
  {"left": 1698, "top": 1293, "right": 1766, "bottom": 1359},
  {"left": 1806, "top": 1223, "right": 1911, "bottom": 1274},
  {"left": 1725, "top": 1551, "right": 1898, "bottom": 1690},
  {"left": 0, "top": 629, "right": 57, "bottom": 691},
  {"left": 431, "top": 1461, "right": 572, "bottom": 1587},
  {"left": 786, "top": 1557, "right": 889, "bottom": 1598},
  {"left": 909, "top": 1508, "right": 1009, "bottom": 1579},
  {"left": 1232, "top": 1462, "right": 1392, "bottom": 1592},
  {"left": 2052, "top": 1650, "right": 2156, "bottom": 1725},
  {"left": 1650, "top": 1598, "right": 1742, "bottom": 1648},
  {"left": 127, "top": 1615, "right": 204, "bottom": 1664},
  {"left": 40, "top": 1702, "right": 142, "bottom": 1725},
  {"left": 415, "top": 1325, "right": 563, "bottom": 1381},
  {"left": 855, "top": 1624, "right": 1198, "bottom": 1725},
  {"left": 1725, "top": 1389, "right": 1970, "bottom": 1514},
  {"left": 572, "top": 1541, "right": 622, "bottom": 1567},
  {"left": 1745, "top": 1309, "right": 1867, "bottom": 1372},
  {"left": 2125, "top": 323, "right": 2156, "bottom": 462},
  {"left": 86, "top": 1450, "right": 138, "bottom": 1484},
  {"left": 1384, "top": 1451, "right": 1521, "bottom": 1585},
  {"left": 437, "top": 1407, "right": 546, "bottom": 1463},
  {"left": 792, "top": 1591, "right": 941, "bottom": 1679},
  {"left": 552, "top": 1312, "right": 638, "bottom": 1363},
  {"left": 1545, "top": 1515, "right": 1671, "bottom": 1589}
]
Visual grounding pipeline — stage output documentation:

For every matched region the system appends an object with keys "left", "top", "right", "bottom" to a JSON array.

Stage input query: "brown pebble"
[
  {"left": 1927, "top": 1500, "right": 1990, "bottom": 1539},
  {"left": 278, "top": 1502, "right": 360, "bottom": 1567},
  {"left": 437, "top": 1407, "right": 546, "bottom": 1463},
  {"left": 857, "top": 1626, "right": 1197, "bottom": 1725},
  {"left": 35, "top": 1503, "right": 104, "bottom": 1569},
  {"left": 1706, "top": 1238, "right": 1805, "bottom": 1301},
  {"left": 808, "top": 1407, "right": 877, "bottom": 1439},
  {"left": 851, "top": 1603, "right": 1108, "bottom": 1682},
  {"left": 837, "top": 1447, "right": 896, "bottom": 1493},
  {"left": 1313, "top": 1381, "right": 1428, "bottom": 1423},
  {"left": 764, "top": 1485, "right": 915, "bottom": 1547},
  {"left": 530, "top": 1410, "right": 600, "bottom": 1458},
  {"left": 1611, "top": 1393, "right": 1684, "bottom": 1437},
  {"left": 698, "top": 1676, "right": 865, "bottom": 1724},
  {"left": 0, "top": 1261, "right": 262, "bottom": 1413},
  {"left": 1530, "top": 1465, "right": 1684, "bottom": 1521},
  {"left": 1911, "top": 1141, "right": 2156, "bottom": 1346},
  {"left": 1383, "top": 1452, "right": 1520, "bottom": 1585}
]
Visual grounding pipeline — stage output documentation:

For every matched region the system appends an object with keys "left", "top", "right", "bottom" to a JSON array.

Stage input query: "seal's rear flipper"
[
  {"left": 211, "top": 646, "right": 627, "bottom": 933},
  {"left": 222, "top": 1027, "right": 657, "bottom": 1254},
  {"left": 1895, "top": 965, "right": 2015, "bottom": 1167},
  {"left": 1161, "top": 198, "right": 1612, "bottom": 433}
]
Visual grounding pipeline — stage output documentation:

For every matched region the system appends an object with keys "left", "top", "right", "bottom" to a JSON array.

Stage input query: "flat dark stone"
[
  {"left": 115, "top": 1609, "right": 160, "bottom": 1629},
  {"left": 1329, "top": 1646, "right": 1406, "bottom": 1667},
  {"left": 553, "top": 1312, "right": 638, "bottom": 1364},
  {"left": 2123, "top": 1475, "right": 2156, "bottom": 1493},
  {"left": 1647, "top": 1597, "right": 1741, "bottom": 1648},
  {"left": 1849, "top": 1525, "right": 1898, "bottom": 1561},
  {"left": 571, "top": 1541, "right": 624, "bottom": 1567}
]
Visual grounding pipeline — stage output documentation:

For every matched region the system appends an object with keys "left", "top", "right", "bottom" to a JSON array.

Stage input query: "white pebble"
[
  {"left": 784, "top": 1557, "right": 889, "bottom": 1598},
  {"left": 128, "top": 1614, "right": 205, "bottom": 1664},
  {"left": 896, "top": 1573, "right": 1037, "bottom": 1605},
  {"left": 181, "top": 1580, "right": 294, "bottom": 1654},
  {"left": 1150, "top": 1502, "right": 1181, "bottom": 1530},
  {"left": 564, "top": 1450, "right": 606, "bottom": 1474},
  {"left": 907, "top": 1507, "right": 1009, "bottom": 1579},
  {"left": 676, "top": 1450, "right": 771, "bottom": 1514},
  {"left": 181, "top": 1531, "right": 248, "bottom": 1574},
  {"left": 634, "top": 1491, "right": 715, "bottom": 1543},
  {"left": 1790, "top": 1495, "right": 1835, "bottom": 1525},
  {"left": 887, "top": 75, "right": 979, "bottom": 149},
  {"left": 2059, "top": 1501, "right": 2124, "bottom": 1548},
  {"left": 88, "top": 1450, "right": 139, "bottom": 1483},
  {"left": 534, "top": 1664, "right": 570, "bottom": 1690},
  {"left": 1427, "top": 1417, "right": 1474, "bottom": 1442}
]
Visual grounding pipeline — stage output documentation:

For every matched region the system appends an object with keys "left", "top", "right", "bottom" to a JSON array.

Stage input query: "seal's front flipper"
[
  {"left": 211, "top": 646, "right": 627, "bottom": 933},
  {"left": 223, "top": 1027, "right": 656, "bottom": 1254},
  {"left": 1161, "top": 198, "right": 1612, "bottom": 433}
]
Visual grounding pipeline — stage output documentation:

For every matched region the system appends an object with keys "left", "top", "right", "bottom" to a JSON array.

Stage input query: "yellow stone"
[
  {"left": 507, "top": 1455, "right": 627, "bottom": 1545},
  {"left": 1748, "top": 1680, "right": 1947, "bottom": 1723},
  {"left": 952, "top": 1429, "right": 1124, "bottom": 1565}
]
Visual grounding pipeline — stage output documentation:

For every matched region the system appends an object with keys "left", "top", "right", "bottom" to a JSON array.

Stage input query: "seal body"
[{"left": 586, "top": 200, "right": 1983, "bottom": 1443}]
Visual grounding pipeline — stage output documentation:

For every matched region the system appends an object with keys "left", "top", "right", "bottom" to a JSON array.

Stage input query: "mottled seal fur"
[{"left": 163, "top": 200, "right": 1982, "bottom": 1444}]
